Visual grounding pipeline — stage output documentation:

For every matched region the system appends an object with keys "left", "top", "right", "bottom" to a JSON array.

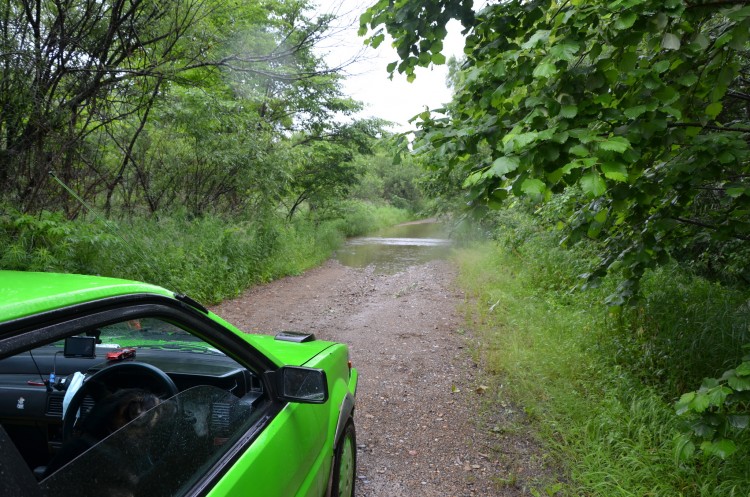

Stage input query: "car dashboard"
[{"left": 0, "top": 344, "right": 263, "bottom": 474}]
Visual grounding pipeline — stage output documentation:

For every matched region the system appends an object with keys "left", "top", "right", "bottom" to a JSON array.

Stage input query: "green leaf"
[
  {"left": 676, "top": 392, "right": 695, "bottom": 415},
  {"left": 569, "top": 144, "right": 589, "bottom": 157},
  {"left": 706, "top": 386, "right": 729, "bottom": 407},
  {"left": 431, "top": 52, "right": 446, "bottom": 65},
  {"left": 726, "top": 186, "right": 746, "bottom": 198},
  {"left": 598, "top": 136, "right": 631, "bottom": 153},
  {"left": 618, "top": 51, "right": 638, "bottom": 73},
  {"left": 727, "top": 415, "right": 750, "bottom": 430},
  {"left": 370, "top": 33, "right": 385, "bottom": 49},
  {"left": 601, "top": 162, "right": 628, "bottom": 182},
  {"left": 662, "top": 33, "right": 681, "bottom": 50},
  {"left": 505, "top": 132, "right": 539, "bottom": 153},
  {"left": 560, "top": 105, "right": 578, "bottom": 118},
  {"left": 521, "top": 178, "right": 546, "bottom": 195},
  {"left": 700, "top": 439, "right": 738, "bottom": 460},
  {"left": 653, "top": 60, "right": 670, "bottom": 74},
  {"left": 487, "top": 156, "right": 520, "bottom": 177},
  {"left": 706, "top": 102, "right": 723, "bottom": 119},
  {"left": 615, "top": 12, "right": 637, "bottom": 30},
  {"left": 549, "top": 42, "right": 579, "bottom": 62},
  {"left": 493, "top": 61, "right": 507, "bottom": 77},
  {"left": 533, "top": 61, "right": 557, "bottom": 78},
  {"left": 726, "top": 5, "right": 750, "bottom": 21},
  {"left": 624, "top": 105, "right": 647, "bottom": 119},
  {"left": 690, "top": 392, "right": 710, "bottom": 413},
  {"left": 735, "top": 362, "right": 750, "bottom": 376},
  {"left": 677, "top": 73, "right": 699, "bottom": 87},
  {"left": 674, "top": 434, "right": 695, "bottom": 463},
  {"left": 580, "top": 173, "right": 607, "bottom": 197},
  {"left": 463, "top": 171, "right": 484, "bottom": 188},
  {"left": 522, "top": 30, "right": 550, "bottom": 49}
]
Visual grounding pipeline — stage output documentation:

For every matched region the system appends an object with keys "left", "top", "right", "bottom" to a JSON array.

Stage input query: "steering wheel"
[{"left": 62, "top": 361, "right": 179, "bottom": 442}]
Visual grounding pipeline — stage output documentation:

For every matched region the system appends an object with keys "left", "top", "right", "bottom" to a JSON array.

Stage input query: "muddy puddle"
[{"left": 335, "top": 220, "right": 452, "bottom": 274}]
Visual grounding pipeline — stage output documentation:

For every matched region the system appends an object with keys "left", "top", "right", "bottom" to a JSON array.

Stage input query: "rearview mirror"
[{"left": 269, "top": 367, "right": 328, "bottom": 404}]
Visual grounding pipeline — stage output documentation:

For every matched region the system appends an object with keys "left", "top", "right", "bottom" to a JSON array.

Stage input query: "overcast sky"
[{"left": 312, "top": 0, "right": 466, "bottom": 132}]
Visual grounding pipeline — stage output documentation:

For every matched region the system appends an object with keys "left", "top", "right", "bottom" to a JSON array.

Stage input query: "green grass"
[
  {"left": 455, "top": 234, "right": 750, "bottom": 496},
  {"left": 0, "top": 200, "right": 412, "bottom": 304}
]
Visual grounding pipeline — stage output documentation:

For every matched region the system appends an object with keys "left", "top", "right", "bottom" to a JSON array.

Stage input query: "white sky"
[{"left": 312, "top": 0, "right": 466, "bottom": 132}]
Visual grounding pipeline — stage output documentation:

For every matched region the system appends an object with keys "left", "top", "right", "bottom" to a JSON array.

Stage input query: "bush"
[
  {"left": 455, "top": 206, "right": 750, "bottom": 496},
  {"left": 0, "top": 200, "right": 412, "bottom": 303}
]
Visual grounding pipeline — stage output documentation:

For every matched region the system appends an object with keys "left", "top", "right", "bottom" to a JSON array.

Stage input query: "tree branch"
[
  {"left": 672, "top": 217, "right": 750, "bottom": 241},
  {"left": 669, "top": 122, "right": 750, "bottom": 133}
]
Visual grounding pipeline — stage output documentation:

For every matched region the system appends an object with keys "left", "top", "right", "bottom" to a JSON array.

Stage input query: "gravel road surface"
[{"left": 212, "top": 259, "right": 545, "bottom": 496}]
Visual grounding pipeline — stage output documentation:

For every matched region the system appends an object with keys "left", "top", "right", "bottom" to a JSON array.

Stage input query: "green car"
[{"left": 0, "top": 271, "right": 358, "bottom": 497}]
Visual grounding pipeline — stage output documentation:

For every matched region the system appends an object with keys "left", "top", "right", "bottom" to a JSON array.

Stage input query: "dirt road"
[{"left": 212, "top": 259, "right": 540, "bottom": 496}]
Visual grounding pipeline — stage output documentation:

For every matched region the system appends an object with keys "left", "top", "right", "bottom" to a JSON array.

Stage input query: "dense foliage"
[
  {"left": 455, "top": 212, "right": 750, "bottom": 495},
  {"left": 0, "top": 0, "right": 426, "bottom": 293},
  {"left": 0, "top": 201, "right": 410, "bottom": 303},
  {"left": 0, "top": 0, "right": 389, "bottom": 219},
  {"left": 362, "top": 0, "right": 750, "bottom": 300}
]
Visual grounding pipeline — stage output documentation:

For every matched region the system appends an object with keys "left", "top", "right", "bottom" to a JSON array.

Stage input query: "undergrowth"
[
  {"left": 454, "top": 209, "right": 750, "bottom": 496},
  {"left": 0, "top": 201, "right": 410, "bottom": 303}
]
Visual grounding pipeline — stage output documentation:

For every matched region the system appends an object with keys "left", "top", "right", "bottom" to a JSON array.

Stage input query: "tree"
[
  {"left": 0, "top": 0, "right": 361, "bottom": 216},
  {"left": 0, "top": 0, "right": 212, "bottom": 212},
  {"left": 284, "top": 118, "right": 385, "bottom": 219},
  {"left": 362, "top": 0, "right": 750, "bottom": 300}
]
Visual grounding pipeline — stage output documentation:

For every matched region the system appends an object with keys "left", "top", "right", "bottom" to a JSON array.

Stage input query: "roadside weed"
[{"left": 455, "top": 238, "right": 750, "bottom": 496}]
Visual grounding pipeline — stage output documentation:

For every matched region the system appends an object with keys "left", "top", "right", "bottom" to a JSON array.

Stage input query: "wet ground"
[
  {"left": 211, "top": 220, "right": 546, "bottom": 496},
  {"left": 335, "top": 219, "right": 452, "bottom": 274}
]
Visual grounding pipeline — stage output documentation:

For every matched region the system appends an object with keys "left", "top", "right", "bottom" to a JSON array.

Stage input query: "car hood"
[{"left": 240, "top": 333, "right": 335, "bottom": 368}]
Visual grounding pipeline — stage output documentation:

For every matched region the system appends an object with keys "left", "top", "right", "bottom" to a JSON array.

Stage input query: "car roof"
[{"left": 0, "top": 271, "right": 173, "bottom": 322}]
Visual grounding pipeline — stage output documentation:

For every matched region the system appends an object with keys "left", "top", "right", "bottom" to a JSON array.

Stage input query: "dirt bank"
[{"left": 211, "top": 259, "right": 544, "bottom": 496}]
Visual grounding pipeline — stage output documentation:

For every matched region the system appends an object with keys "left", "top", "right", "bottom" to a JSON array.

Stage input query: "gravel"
[{"left": 211, "top": 259, "right": 547, "bottom": 496}]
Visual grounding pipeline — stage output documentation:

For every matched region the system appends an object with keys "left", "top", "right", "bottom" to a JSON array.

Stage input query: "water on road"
[{"left": 335, "top": 220, "right": 452, "bottom": 274}]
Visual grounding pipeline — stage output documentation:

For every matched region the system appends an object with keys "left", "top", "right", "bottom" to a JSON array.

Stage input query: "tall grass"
[
  {"left": 0, "top": 201, "right": 411, "bottom": 303},
  {"left": 455, "top": 209, "right": 750, "bottom": 496}
]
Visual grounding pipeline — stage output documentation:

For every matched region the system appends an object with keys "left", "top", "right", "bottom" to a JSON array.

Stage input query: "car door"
[{"left": 207, "top": 399, "right": 332, "bottom": 497}]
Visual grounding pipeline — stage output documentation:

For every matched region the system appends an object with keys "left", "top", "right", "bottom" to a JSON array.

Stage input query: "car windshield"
[
  {"left": 40, "top": 385, "right": 266, "bottom": 497},
  {"left": 42, "top": 318, "right": 225, "bottom": 356},
  {"left": 98, "top": 318, "right": 223, "bottom": 354}
]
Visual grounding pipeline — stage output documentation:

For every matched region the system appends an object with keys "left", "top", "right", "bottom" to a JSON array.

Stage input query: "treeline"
[
  {"left": 0, "top": 0, "right": 428, "bottom": 298},
  {"left": 0, "top": 0, "right": 402, "bottom": 219}
]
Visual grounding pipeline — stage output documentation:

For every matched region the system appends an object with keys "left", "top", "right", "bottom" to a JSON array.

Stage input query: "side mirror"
[{"left": 268, "top": 367, "right": 328, "bottom": 404}]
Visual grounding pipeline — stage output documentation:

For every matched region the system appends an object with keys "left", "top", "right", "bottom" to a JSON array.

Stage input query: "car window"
[
  {"left": 41, "top": 318, "right": 224, "bottom": 355},
  {"left": 40, "top": 385, "right": 268, "bottom": 497},
  {"left": 0, "top": 312, "right": 272, "bottom": 496}
]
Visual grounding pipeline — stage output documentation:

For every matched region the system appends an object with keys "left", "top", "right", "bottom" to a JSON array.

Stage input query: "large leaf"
[
  {"left": 662, "top": 33, "right": 681, "bottom": 50},
  {"left": 598, "top": 137, "right": 631, "bottom": 153},
  {"left": 533, "top": 61, "right": 557, "bottom": 78},
  {"left": 700, "top": 439, "right": 738, "bottom": 460},
  {"left": 615, "top": 12, "right": 637, "bottom": 30},
  {"left": 521, "top": 178, "right": 546, "bottom": 195},
  {"left": 580, "top": 173, "right": 607, "bottom": 197},
  {"left": 673, "top": 434, "right": 695, "bottom": 463},
  {"left": 487, "top": 156, "right": 521, "bottom": 177},
  {"left": 601, "top": 162, "right": 628, "bottom": 182}
]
